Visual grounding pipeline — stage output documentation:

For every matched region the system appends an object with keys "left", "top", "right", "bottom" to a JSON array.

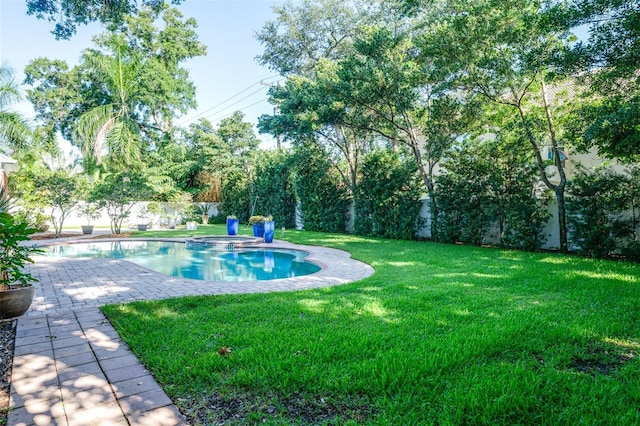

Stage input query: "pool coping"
[
  {"left": 8, "top": 236, "right": 375, "bottom": 425},
  {"left": 34, "top": 236, "right": 373, "bottom": 288}
]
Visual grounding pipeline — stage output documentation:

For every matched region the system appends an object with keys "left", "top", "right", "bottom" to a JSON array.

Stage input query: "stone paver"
[{"left": 8, "top": 236, "right": 374, "bottom": 425}]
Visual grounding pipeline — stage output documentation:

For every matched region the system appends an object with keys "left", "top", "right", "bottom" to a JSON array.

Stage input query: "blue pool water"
[{"left": 46, "top": 241, "right": 320, "bottom": 282}]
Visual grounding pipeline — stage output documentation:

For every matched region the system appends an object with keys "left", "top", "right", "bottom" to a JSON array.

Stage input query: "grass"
[{"left": 102, "top": 225, "right": 640, "bottom": 425}]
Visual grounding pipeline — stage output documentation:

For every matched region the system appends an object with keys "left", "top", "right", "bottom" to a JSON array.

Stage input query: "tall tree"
[
  {"left": 553, "top": 0, "right": 640, "bottom": 158},
  {"left": 216, "top": 111, "right": 261, "bottom": 178},
  {"left": 73, "top": 42, "right": 147, "bottom": 168},
  {"left": 331, "top": 27, "right": 476, "bottom": 239},
  {"left": 255, "top": 0, "right": 362, "bottom": 77},
  {"left": 258, "top": 64, "right": 374, "bottom": 198},
  {"left": 24, "top": 4, "right": 206, "bottom": 171},
  {"left": 422, "top": 0, "right": 575, "bottom": 251},
  {"left": 23, "top": 59, "right": 83, "bottom": 148},
  {"left": 256, "top": 0, "right": 385, "bottom": 204},
  {"left": 26, "top": 0, "right": 183, "bottom": 39}
]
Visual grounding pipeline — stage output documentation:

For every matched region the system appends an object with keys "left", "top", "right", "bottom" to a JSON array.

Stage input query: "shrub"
[
  {"left": 251, "top": 150, "right": 297, "bottom": 228},
  {"left": 220, "top": 168, "right": 251, "bottom": 222},
  {"left": 293, "top": 144, "right": 349, "bottom": 233},
  {"left": 354, "top": 150, "right": 423, "bottom": 240},
  {"left": 567, "top": 166, "right": 631, "bottom": 258}
]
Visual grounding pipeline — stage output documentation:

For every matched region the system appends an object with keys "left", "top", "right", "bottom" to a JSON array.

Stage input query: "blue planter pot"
[
  {"left": 264, "top": 221, "right": 275, "bottom": 243},
  {"left": 226, "top": 218, "right": 239, "bottom": 235},
  {"left": 253, "top": 223, "right": 265, "bottom": 237}
]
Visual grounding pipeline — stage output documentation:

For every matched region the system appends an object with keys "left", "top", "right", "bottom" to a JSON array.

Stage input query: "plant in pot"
[
  {"left": 226, "top": 215, "right": 239, "bottom": 235},
  {"left": 168, "top": 192, "right": 192, "bottom": 229},
  {"left": 145, "top": 201, "right": 164, "bottom": 228},
  {"left": 263, "top": 215, "right": 275, "bottom": 243},
  {"left": 0, "top": 197, "right": 42, "bottom": 319},
  {"left": 248, "top": 215, "right": 265, "bottom": 237},
  {"left": 136, "top": 205, "right": 150, "bottom": 231},
  {"left": 196, "top": 203, "right": 212, "bottom": 225},
  {"left": 78, "top": 202, "right": 102, "bottom": 235}
]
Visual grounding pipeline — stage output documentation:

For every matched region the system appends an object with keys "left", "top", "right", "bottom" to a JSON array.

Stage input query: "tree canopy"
[
  {"left": 26, "top": 0, "right": 184, "bottom": 39},
  {"left": 24, "top": 4, "right": 206, "bottom": 172}
]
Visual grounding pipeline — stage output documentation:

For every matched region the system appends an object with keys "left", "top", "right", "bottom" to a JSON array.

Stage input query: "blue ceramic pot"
[
  {"left": 253, "top": 223, "right": 265, "bottom": 237},
  {"left": 226, "top": 218, "right": 239, "bottom": 235},
  {"left": 264, "top": 220, "right": 275, "bottom": 243}
]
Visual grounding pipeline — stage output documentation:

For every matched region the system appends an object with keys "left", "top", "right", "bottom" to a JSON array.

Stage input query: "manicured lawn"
[{"left": 103, "top": 226, "right": 640, "bottom": 424}]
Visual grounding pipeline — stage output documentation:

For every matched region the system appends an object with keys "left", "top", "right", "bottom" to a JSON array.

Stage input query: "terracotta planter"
[{"left": 0, "top": 285, "right": 34, "bottom": 319}]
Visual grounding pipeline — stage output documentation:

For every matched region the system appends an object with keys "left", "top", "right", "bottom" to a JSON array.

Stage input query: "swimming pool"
[{"left": 46, "top": 240, "right": 321, "bottom": 282}]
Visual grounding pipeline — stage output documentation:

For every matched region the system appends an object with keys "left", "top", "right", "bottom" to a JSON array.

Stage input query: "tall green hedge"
[
  {"left": 293, "top": 144, "right": 349, "bottom": 233},
  {"left": 354, "top": 150, "right": 423, "bottom": 239},
  {"left": 220, "top": 168, "right": 251, "bottom": 222},
  {"left": 435, "top": 138, "right": 548, "bottom": 250},
  {"left": 567, "top": 166, "right": 636, "bottom": 258},
  {"left": 252, "top": 150, "right": 297, "bottom": 229}
]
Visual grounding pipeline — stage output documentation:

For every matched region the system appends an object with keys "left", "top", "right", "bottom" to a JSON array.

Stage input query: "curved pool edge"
[{"left": 26, "top": 237, "right": 376, "bottom": 306}]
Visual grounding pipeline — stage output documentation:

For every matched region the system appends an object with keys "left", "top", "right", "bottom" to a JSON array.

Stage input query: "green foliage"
[
  {"left": 0, "top": 194, "right": 40, "bottom": 289},
  {"left": 422, "top": 0, "right": 574, "bottom": 251},
  {"left": 492, "top": 129, "right": 551, "bottom": 251},
  {"left": 553, "top": 0, "right": 640, "bottom": 159},
  {"left": 567, "top": 166, "right": 634, "bottom": 258},
  {"left": 0, "top": 67, "right": 32, "bottom": 152},
  {"left": 248, "top": 215, "right": 266, "bottom": 225},
  {"left": 78, "top": 201, "right": 102, "bottom": 224},
  {"left": 24, "top": 5, "right": 206, "bottom": 172},
  {"left": 436, "top": 136, "right": 548, "bottom": 250},
  {"left": 293, "top": 144, "right": 349, "bottom": 233},
  {"left": 251, "top": 150, "right": 297, "bottom": 228},
  {"left": 26, "top": 0, "right": 184, "bottom": 40},
  {"left": 220, "top": 169, "right": 251, "bottom": 222},
  {"left": 35, "top": 169, "right": 85, "bottom": 236},
  {"left": 354, "top": 150, "right": 423, "bottom": 239},
  {"left": 12, "top": 210, "right": 49, "bottom": 232},
  {"left": 180, "top": 204, "right": 202, "bottom": 224},
  {"left": 89, "top": 170, "right": 154, "bottom": 234},
  {"left": 255, "top": 0, "right": 359, "bottom": 76},
  {"left": 436, "top": 148, "right": 497, "bottom": 245}
]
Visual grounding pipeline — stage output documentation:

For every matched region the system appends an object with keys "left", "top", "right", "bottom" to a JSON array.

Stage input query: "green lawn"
[{"left": 102, "top": 226, "right": 640, "bottom": 425}]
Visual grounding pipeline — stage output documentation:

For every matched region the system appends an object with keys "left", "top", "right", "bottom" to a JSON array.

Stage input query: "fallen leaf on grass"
[{"left": 218, "top": 346, "right": 232, "bottom": 356}]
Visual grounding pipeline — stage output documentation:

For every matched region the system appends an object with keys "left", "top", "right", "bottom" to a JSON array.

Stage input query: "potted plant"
[
  {"left": 78, "top": 202, "right": 101, "bottom": 234},
  {"left": 0, "top": 196, "right": 41, "bottom": 319},
  {"left": 146, "top": 201, "right": 164, "bottom": 228},
  {"left": 263, "top": 215, "right": 275, "bottom": 243},
  {"left": 226, "top": 215, "right": 239, "bottom": 235},
  {"left": 248, "top": 215, "right": 265, "bottom": 237},
  {"left": 168, "top": 192, "right": 192, "bottom": 230},
  {"left": 196, "top": 203, "right": 212, "bottom": 225},
  {"left": 136, "top": 205, "right": 150, "bottom": 231}
]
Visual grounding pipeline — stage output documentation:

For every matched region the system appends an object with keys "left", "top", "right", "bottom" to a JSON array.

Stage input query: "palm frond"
[
  {"left": 74, "top": 104, "right": 116, "bottom": 164},
  {"left": 0, "top": 67, "right": 23, "bottom": 109},
  {"left": 105, "top": 116, "right": 142, "bottom": 167},
  {"left": 0, "top": 111, "right": 32, "bottom": 150}
]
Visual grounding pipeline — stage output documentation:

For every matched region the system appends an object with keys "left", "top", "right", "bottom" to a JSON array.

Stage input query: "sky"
[{"left": 0, "top": 0, "right": 286, "bottom": 148}]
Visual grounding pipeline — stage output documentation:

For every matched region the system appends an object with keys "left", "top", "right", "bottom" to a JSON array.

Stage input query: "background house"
[{"left": 0, "top": 153, "right": 18, "bottom": 197}]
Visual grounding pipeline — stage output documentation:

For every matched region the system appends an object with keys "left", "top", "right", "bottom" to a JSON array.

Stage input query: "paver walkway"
[{"left": 8, "top": 236, "right": 374, "bottom": 426}]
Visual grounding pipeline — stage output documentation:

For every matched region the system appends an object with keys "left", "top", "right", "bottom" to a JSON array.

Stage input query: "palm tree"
[
  {"left": 73, "top": 43, "right": 144, "bottom": 169},
  {"left": 0, "top": 67, "right": 31, "bottom": 152}
]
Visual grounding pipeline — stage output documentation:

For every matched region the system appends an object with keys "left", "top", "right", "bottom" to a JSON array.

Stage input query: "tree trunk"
[
  {"left": 515, "top": 79, "right": 569, "bottom": 253},
  {"left": 555, "top": 186, "right": 568, "bottom": 252}
]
